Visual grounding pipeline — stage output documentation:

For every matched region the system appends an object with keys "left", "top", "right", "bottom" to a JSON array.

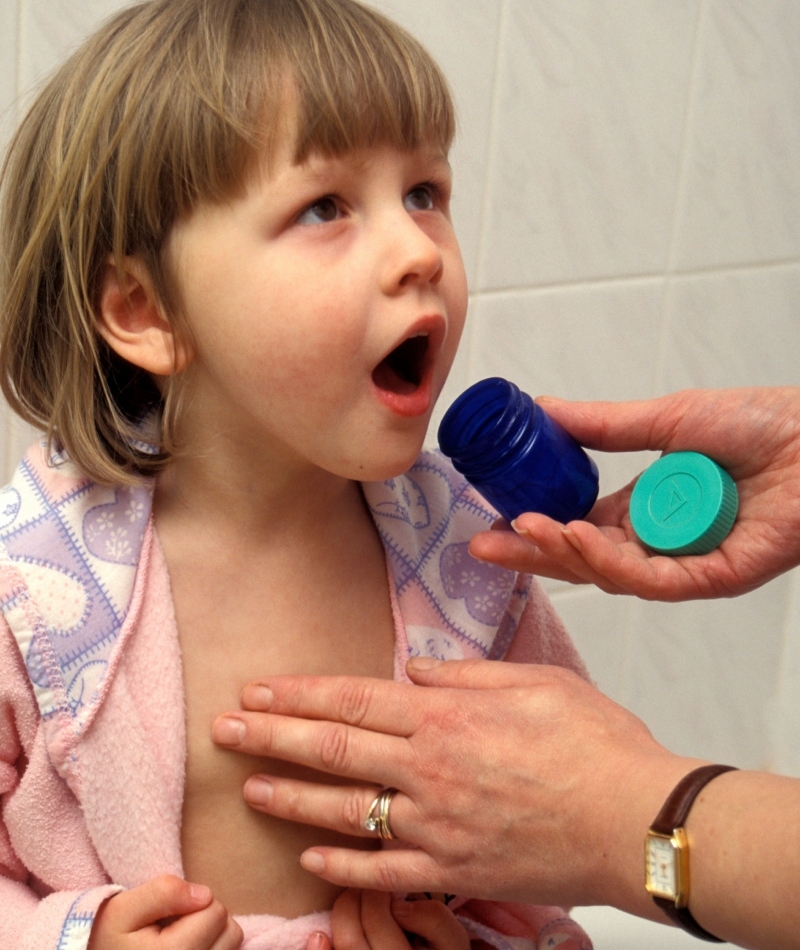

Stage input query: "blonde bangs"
[{"left": 0, "top": 0, "right": 455, "bottom": 486}]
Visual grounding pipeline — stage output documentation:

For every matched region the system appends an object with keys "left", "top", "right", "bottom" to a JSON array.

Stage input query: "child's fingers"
[
  {"left": 359, "top": 891, "right": 411, "bottom": 950},
  {"left": 391, "top": 900, "right": 470, "bottom": 950},
  {"left": 158, "top": 898, "right": 242, "bottom": 950},
  {"left": 103, "top": 875, "right": 213, "bottom": 932},
  {"left": 331, "top": 889, "right": 371, "bottom": 950},
  {"left": 331, "top": 889, "right": 409, "bottom": 950}
]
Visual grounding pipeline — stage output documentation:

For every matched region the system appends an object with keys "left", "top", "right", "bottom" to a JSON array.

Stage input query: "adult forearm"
[{"left": 678, "top": 769, "right": 800, "bottom": 949}]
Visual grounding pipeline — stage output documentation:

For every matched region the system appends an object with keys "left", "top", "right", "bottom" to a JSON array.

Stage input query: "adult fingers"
[
  {"left": 301, "top": 846, "right": 449, "bottom": 893},
  {"left": 212, "top": 710, "right": 408, "bottom": 786},
  {"left": 306, "top": 932, "right": 333, "bottom": 950},
  {"left": 391, "top": 900, "right": 470, "bottom": 950},
  {"left": 238, "top": 676, "right": 421, "bottom": 733},
  {"left": 536, "top": 392, "right": 687, "bottom": 452},
  {"left": 243, "top": 776, "right": 417, "bottom": 842},
  {"left": 563, "top": 519, "right": 730, "bottom": 601},
  {"left": 467, "top": 521, "right": 589, "bottom": 584},
  {"left": 501, "top": 512, "right": 629, "bottom": 593},
  {"left": 107, "top": 875, "right": 213, "bottom": 931}
]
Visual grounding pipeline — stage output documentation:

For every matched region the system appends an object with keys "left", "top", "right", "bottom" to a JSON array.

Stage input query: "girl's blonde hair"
[{"left": 0, "top": 0, "right": 455, "bottom": 485}]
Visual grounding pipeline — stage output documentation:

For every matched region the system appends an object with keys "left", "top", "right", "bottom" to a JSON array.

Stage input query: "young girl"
[{"left": 0, "top": 1, "right": 593, "bottom": 948}]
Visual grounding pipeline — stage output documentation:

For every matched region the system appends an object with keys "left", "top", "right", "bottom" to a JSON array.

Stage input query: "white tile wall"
[
  {"left": 2, "top": 3, "right": 799, "bottom": 943},
  {"left": 673, "top": 1, "right": 800, "bottom": 271},
  {"left": 478, "top": 0, "right": 699, "bottom": 289}
]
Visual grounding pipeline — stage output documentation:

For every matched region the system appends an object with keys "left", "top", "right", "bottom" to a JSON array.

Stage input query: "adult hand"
[
  {"left": 469, "top": 387, "right": 800, "bottom": 601},
  {"left": 214, "top": 660, "right": 800, "bottom": 949},
  {"left": 212, "top": 660, "right": 693, "bottom": 913}
]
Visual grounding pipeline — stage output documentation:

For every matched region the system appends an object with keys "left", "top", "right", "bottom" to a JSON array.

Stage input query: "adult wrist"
[
  {"left": 605, "top": 754, "right": 707, "bottom": 920},
  {"left": 645, "top": 764, "right": 738, "bottom": 941}
]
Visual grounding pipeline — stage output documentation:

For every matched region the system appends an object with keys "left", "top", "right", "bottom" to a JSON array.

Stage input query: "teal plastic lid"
[{"left": 629, "top": 452, "right": 738, "bottom": 556}]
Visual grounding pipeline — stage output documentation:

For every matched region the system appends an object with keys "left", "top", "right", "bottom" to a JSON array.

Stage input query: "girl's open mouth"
[
  {"left": 372, "top": 331, "right": 435, "bottom": 418},
  {"left": 371, "top": 333, "right": 429, "bottom": 395}
]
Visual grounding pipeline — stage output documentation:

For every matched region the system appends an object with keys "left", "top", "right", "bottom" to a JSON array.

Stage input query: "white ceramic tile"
[
  {"left": 479, "top": 0, "right": 698, "bottom": 289},
  {"left": 19, "top": 0, "right": 131, "bottom": 104},
  {"left": 621, "top": 574, "right": 790, "bottom": 768},
  {"left": 0, "top": 0, "right": 19, "bottom": 149},
  {"left": 572, "top": 905, "right": 709, "bottom": 949},
  {"left": 469, "top": 280, "right": 664, "bottom": 496},
  {"left": 769, "top": 567, "right": 800, "bottom": 777},
  {"left": 368, "top": 0, "right": 502, "bottom": 286},
  {"left": 659, "top": 264, "right": 800, "bottom": 392},
  {"left": 549, "top": 586, "right": 631, "bottom": 699},
  {"left": 673, "top": 1, "right": 800, "bottom": 270}
]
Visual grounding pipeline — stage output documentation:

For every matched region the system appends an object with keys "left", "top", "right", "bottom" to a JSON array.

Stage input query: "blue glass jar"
[{"left": 438, "top": 377, "right": 599, "bottom": 523}]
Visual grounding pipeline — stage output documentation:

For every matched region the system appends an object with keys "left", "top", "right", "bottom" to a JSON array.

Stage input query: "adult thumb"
[{"left": 536, "top": 393, "right": 683, "bottom": 453}]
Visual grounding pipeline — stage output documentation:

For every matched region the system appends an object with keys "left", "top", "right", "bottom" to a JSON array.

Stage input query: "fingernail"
[
  {"left": 510, "top": 518, "right": 530, "bottom": 537},
  {"left": 563, "top": 527, "right": 582, "bottom": 550},
  {"left": 189, "top": 883, "right": 212, "bottom": 903},
  {"left": 244, "top": 776, "right": 274, "bottom": 804},
  {"left": 307, "top": 933, "right": 327, "bottom": 950},
  {"left": 301, "top": 850, "right": 325, "bottom": 873},
  {"left": 243, "top": 684, "right": 274, "bottom": 710},
  {"left": 407, "top": 657, "right": 441, "bottom": 671},
  {"left": 212, "top": 716, "right": 246, "bottom": 746}
]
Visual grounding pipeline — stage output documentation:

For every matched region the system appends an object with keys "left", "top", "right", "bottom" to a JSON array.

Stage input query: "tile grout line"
[
  {"left": 652, "top": 0, "right": 709, "bottom": 397},
  {"left": 469, "top": 254, "right": 800, "bottom": 303},
  {"left": 469, "top": 0, "right": 508, "bottom": 387}
]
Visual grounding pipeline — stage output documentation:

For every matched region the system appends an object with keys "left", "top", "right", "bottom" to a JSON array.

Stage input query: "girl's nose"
[{"left": 380, "top": 215, "right": 444, "bottom": 294}]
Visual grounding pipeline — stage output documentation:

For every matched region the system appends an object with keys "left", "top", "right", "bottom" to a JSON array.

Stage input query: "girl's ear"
[{"left": 97, "top": 255, "right": 190, "bottom": 376}]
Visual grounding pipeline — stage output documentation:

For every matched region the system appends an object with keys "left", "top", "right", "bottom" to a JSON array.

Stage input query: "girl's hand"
[
  {"left": 87, "top": 874, "right": 243, "bottom": 950},
  {"left": 321, "top": 889, "right": 470, "bottom": 950}
]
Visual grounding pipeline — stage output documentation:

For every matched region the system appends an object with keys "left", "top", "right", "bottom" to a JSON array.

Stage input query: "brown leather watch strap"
[
  {"left": 651, "top": 764, "right": 738, "bottom": 835},
  {"left": 650, "top": 763, "right": 738, "bottom": 943},
  {"left": 653, "top": 896, "right": 725, "bottom": 942}
]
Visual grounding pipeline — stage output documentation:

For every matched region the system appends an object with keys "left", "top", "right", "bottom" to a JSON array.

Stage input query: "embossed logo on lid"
[{"left": 630, "top": 452, "right": 738, "bottom": 556}]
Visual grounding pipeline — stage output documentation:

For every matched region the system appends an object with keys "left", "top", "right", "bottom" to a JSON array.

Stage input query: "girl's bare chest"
[{"left": 173, "top": 569, "right": 395, "bottom": 915}]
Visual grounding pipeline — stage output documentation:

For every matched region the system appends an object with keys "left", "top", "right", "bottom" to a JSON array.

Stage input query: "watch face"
[{"left": 646, "top": 834, "right": 678, "bottom": 900}]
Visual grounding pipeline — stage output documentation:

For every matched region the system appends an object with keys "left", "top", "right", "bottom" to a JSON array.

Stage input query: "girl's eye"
[
  {"left": 404, "top": 185, "right": 436, "bottom": 212},
  {"left": 297, "top": 197, "right": 341, "bottom": 226}
]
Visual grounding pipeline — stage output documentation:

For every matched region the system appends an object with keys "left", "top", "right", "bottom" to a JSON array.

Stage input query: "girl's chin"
[{"left": 345, "top": 439, "right": 427, "bottom": 483}]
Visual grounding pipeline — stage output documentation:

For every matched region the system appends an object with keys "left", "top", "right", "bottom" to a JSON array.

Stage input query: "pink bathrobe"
[{"left": 0, "top": 444, "right": 592, "bottom": 950}]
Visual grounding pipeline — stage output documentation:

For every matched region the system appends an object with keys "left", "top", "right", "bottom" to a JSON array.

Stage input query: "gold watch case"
[{"left": 645, "top": 827, "right": 690, "bottom": 908}]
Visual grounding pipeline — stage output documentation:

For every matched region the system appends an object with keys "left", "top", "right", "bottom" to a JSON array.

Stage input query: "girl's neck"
[{"left": 154, "top": 437, "right": 366, "bottom": 547}]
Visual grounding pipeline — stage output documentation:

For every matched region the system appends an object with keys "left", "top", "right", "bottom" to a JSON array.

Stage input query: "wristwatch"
[{"left": 645, "top": 763, "right": 738, "bottom": 942}]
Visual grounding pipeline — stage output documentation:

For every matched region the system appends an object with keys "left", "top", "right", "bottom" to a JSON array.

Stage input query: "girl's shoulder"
[{"left": 0, "top": 441, "right": 153, "bottom": 744}]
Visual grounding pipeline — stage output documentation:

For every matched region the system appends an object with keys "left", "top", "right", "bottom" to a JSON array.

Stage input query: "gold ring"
[{"left": 364, "top": 787, "right": 398, "bottom": 840}]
